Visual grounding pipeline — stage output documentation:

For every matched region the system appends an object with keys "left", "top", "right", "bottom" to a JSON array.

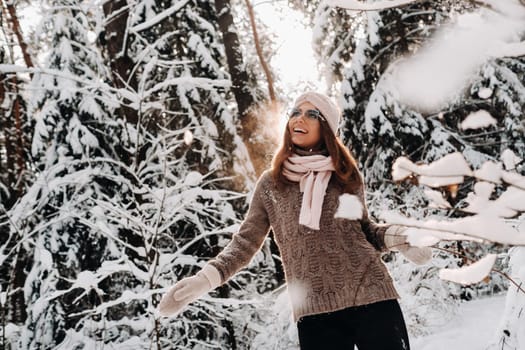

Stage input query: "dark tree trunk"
[
  {"left": 12, "top": 77, "right": 25, "bottom": 196},
  {"left": 102, "top": 0, "right": 139, "bottom": 125},
  {"left": 0, "top": 0, "right": 31, "bottom": 204},
  {"left": 214, "top": 0, "right": 274, "bottom": 177},
  {"left": 0, "top": 77, "right": 27, "bottom": 207},
  {"left": 214, "top": 0, "right": 256, "bottom": 116},
  {"left": 2, "top": 0, "right": 33, "bottom": 69},
  {"left": 7, "top": 247, "right": 30, "bottom": 323}
]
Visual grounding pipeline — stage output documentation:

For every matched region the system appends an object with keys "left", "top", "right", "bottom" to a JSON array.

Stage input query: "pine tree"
[
  {"left": 0, "top": 0, "right": 282, "bottom": 347},
  {"left": 1, "top": 0, "right": 278, "bottom": 348},
  {"left": 11, "top": 0, "right": 128, "bottom": 348}
]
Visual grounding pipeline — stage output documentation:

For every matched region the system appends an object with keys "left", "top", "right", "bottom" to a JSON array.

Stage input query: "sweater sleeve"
[
  {"left": 357, "top": 183, "right": 389, "bottom": 252},
  {"left": 207, "top": 175, "right": 271, "bottom": 284}
]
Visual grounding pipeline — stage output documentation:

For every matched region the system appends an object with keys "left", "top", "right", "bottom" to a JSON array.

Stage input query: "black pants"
[{"left": 297, "top": 299, "right": 410, "bottom": 350}]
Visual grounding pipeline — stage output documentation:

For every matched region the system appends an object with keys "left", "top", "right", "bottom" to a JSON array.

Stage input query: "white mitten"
[
  {"left": 385, "top": 225, "right": 432, "bottom": 265},
  {"left": 158, "top": 264, "right": 222, "bottom": 317}
]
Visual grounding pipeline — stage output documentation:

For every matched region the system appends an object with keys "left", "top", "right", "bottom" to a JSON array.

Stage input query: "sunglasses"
[{"left": 288, "top": 107, "right": 326, "bottom": 122}]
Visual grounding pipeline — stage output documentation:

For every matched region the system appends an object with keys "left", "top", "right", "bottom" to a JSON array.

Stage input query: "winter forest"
[{"left": 0, "top": 0, "right": 524, "bottom": 348}]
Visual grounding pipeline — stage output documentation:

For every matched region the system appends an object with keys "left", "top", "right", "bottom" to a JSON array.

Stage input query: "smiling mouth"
[{"left": 293, "top": 128, "right": 307, "bottom": 134}]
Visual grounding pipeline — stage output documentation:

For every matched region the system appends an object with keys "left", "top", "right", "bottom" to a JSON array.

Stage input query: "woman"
[{"left": 159, "top": 92, "right": 432, "bottom": 349}]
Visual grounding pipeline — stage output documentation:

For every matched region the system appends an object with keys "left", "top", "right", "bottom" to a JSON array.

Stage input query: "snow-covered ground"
[{"left": 412, "top": 295, "right": 506, "bottom": 350}]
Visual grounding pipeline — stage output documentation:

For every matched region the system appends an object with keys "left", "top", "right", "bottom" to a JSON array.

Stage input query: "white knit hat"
[{"left": 294, "top": 92, "right": 341, "bottom": 135}]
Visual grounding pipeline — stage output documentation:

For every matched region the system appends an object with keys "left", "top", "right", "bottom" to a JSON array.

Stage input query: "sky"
[
  {"left": 254, "top": 2, "right": 322, "bottom": 94},
  {"left": 254, "top": 1, "right": 324, "bottom": 132}
]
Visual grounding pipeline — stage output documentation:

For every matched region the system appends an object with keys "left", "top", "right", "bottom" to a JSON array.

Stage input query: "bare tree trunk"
[
  {"left": 7, "top": 247, "right": 30, "bottom": 323},
  {"left": 244, "top": 0, "right": 276, "bottom": 103},
  {"left": 0, "top": 72, "right": 7, "bottom": 185},
  {"left": 11, "top": 76, "right": 25, "bottom": 196},
  {"left": 214, "top": 0, "right": 276, "bottom": 178},
  {"left": 1, "top": 0, "right": 33, "bottom": 69},
  {"left": 0, "top": 0, "right": 30, "bottom": 201}
]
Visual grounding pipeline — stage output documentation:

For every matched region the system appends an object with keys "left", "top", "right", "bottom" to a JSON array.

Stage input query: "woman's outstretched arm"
[{"left": 207, "top": 175, "right": 271, "bottom": 283}]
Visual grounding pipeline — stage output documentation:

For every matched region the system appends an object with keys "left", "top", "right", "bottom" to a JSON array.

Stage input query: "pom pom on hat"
[{"left": 294, "top": 92, "right": 341, "bottom": 135}]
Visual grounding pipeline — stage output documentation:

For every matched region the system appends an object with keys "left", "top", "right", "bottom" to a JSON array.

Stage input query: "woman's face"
[{"left": 288, "top": 102, "right": 323, "bottom": 150}]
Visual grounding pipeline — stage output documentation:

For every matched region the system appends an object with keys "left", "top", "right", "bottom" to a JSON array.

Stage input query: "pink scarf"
[{"left": 283, "top": 154, "right": 335, "bottom": 230}]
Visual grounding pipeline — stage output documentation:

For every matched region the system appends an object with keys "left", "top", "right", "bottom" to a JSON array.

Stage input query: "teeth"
[{"left": 294, "top": 128, "right": 306, "bottom": 133}]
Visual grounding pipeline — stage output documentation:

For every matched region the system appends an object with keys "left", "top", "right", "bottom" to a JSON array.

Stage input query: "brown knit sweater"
[{"left": 208, "top": 170, "right": 399, "bottom": 321}]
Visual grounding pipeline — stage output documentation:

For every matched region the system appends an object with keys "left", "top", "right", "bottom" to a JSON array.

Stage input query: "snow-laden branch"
[
  {"left": 392, "top": 152, "right": 473, "bottom": 187},
  {"left": 0, "top": 64, "right": 122, "bottom": 103},
  {"left": 382, "top": 211, "right": 525, "bottom": 246},
  {"left": 389, "top": 147, "right": 525, "bottom": 293},
  {"left": 439, "top": 254, "right": 497, "bottom": 285},
  {"left": 144, "top": 77, "right": 231, "bottom": 96},
  {"left": 434, "top": 246, "right": 525, "bottom": 294},
  {"left": 130, "top": 0, "right": 190, "bottom": 33},
  {"left": 0, "top": 65, "right": 229, "bottom": 111},
  {"left": 0, "top": 65, "right": 114, "bottom": 89},
  {"left": 327, "top": 0, "right": 422, "bottom": 11},
  {"left": 393, "top": 151, "right": 525, "bottom": 191},
  {"left": 460, "top": 110, "right": 498, "bottom": 130}
]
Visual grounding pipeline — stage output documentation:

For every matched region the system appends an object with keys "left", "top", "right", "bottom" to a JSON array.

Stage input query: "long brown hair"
[{"left": 271, "top": 118, "right": 363, "bottom": 194}]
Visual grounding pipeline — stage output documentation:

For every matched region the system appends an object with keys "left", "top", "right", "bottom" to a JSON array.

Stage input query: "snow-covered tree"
[
  {"left": 6, "top": 0, "right": 129, "bottom": 347},
  {"left": 1, "top": 0, "right": 281, "bottom": 348}
]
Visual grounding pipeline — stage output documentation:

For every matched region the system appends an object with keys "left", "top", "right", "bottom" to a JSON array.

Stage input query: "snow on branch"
[
  {"left": 439, "top": 254, "right": 497, "bottom": 285},
  {"left": 382, "top": 211, "right": 525, "bottom": 246},
  {"left": 424, "top": 189, "right": 452, "bottom": 209},
  {"left": 464, "top": 183, "right": 525, "bottom": 218},
  {"left": 502, "top": 149, "right": 522, "bottom": 171},
  {"left": 389, "top": 148, "right": 525, "bottom": 291},
  {"left": 144, "top": 77, "right": 231, "bottom": 96},
  {"left": 460, "top": 110, "right": 498, "bottom": 130},
  {"left": 392, "top": 152, "right": 472, "bottom": 187},
  {"left": 0, "top": 64, "right": 121, "bottom": 103},
  {"left": 131, "top": 0, "right": 190, "bottom": 33},
  {"left": 327, "top": 0, "right": 422, "bottom": 11},
  {"left": 393, "top": 152, "right": 525, "bottom": 191},
  {"left": 0, "top": 64, "right": 229, "bottom": 113}
]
